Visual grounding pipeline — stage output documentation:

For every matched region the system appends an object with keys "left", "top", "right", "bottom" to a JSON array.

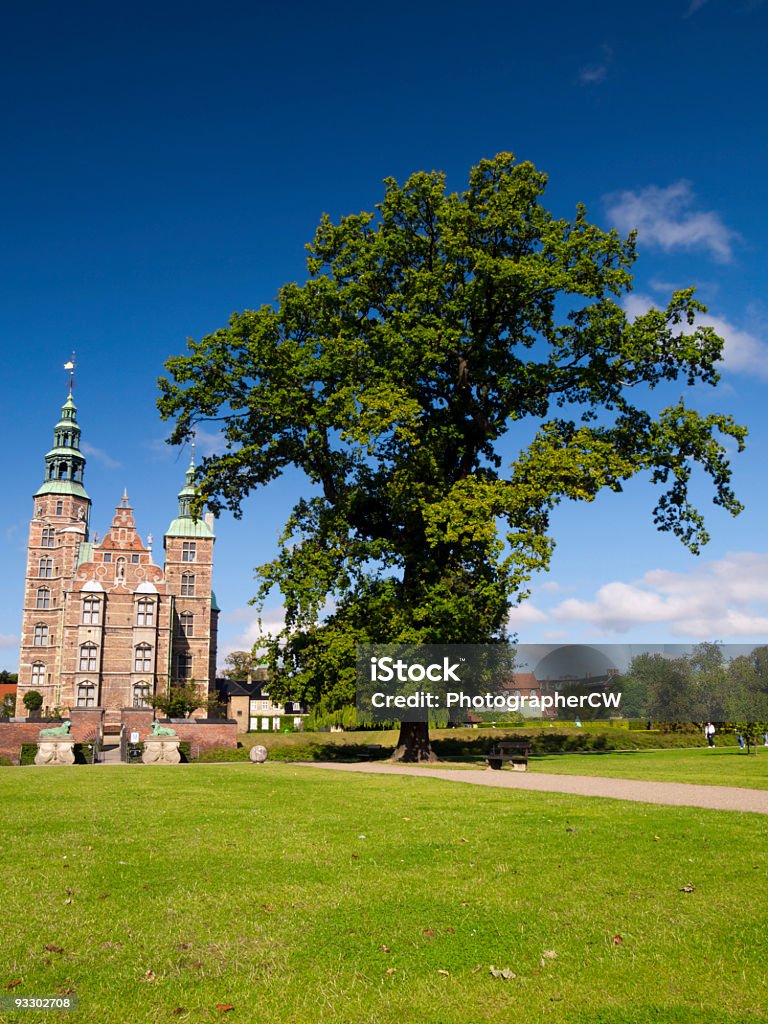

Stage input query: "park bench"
[
  {"left": 487, "top": 741, "right": 530, "bottom": 771},
  {"left": 360, "top": 744, "right": 383, "bottom": 760}
]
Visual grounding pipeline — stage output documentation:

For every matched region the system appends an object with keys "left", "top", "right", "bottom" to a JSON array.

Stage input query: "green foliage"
[
  {"left": 1, "top": 693, "right": 16, "bottom": 719},
  {"left": 22, "top": 690, "right": 43, "bottom": 712},
  {"left": 158, "top": 153, "right": 745, "bottom": 718},
  {"left": 20, "top": 743, "right": 37, "bottom": 765},
  {"left": 618, "top": 644, "right": 768, "bottom": 734},
  {"left": 222, "top": 650, "right": 259, "bottom": 681},
  {"left": 147, "top": 683, "right": 221, "bottom": 719}
]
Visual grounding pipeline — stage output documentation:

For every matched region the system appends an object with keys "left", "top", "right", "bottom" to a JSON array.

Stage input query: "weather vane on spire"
[{"left": 63, "top": 352, "right": 76, "bottom": 395}]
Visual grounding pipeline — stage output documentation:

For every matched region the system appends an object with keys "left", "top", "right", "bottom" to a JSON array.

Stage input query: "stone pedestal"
[
  {"left": 35, "top": 739, "right": 76, "bottom": 765},
  {"left": 142, "top": 737, "right": 181, "bottom": 764}
]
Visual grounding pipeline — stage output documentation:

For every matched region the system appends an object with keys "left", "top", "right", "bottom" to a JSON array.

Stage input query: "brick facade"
[{"left": 16, "top": 391, "right": 220, "bottom": 722}]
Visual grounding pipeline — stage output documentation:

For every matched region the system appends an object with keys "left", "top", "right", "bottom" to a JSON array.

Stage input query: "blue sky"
[{"left": 2, "top": 0, "right": 768, "bottom": 670}]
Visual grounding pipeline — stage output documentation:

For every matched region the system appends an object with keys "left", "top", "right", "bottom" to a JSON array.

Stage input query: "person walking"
[{"left": 705, "top": 721, "right": 716, "bottom": 748}]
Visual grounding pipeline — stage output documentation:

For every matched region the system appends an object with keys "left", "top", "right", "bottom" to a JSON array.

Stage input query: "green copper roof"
[
  {"left": 164, "top": 516, "right": 215, "bottom": 538},
  {"left": 164, "top": 452, "right": 214, "bottom": 538},
  {"left": 34, "top": 479, "right": 89, "bottom": 498},
  {"left": 211, "top": 590, "right": 220, "bottom": 612},
  {"left": 37, "top": 391, "right": 90, "bottom": 501},
  {"left": 76, "top": 542, "right": 94, "bottom": 567}
]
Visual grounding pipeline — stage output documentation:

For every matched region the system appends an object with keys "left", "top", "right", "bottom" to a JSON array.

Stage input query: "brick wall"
[
  {"left": 162, "top": 718, "right": 238, "bottom": 758},
  {"left": 0, "top": 709, "right": 103, "bottom": 764}
]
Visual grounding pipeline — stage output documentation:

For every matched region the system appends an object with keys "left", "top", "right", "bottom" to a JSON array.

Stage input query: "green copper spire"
[
  {"left": 164, "top": 451, "right": 214, "bottom": 539},
  {"left": 34, "top": 391, "right": 90, "bottom": 500}
]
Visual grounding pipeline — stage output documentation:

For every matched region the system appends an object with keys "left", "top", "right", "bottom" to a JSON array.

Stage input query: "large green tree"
[{"left": 158, "top": 153, "right": 745, "bottom": 760}]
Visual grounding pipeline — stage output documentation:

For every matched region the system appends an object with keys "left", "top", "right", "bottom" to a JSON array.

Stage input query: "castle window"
[
  {"left": 175, "top": 652, "right": 193, "bottom": 679},
  {"left": 181, "top": 573, "right": 195, "bottom": 596},
  {"left": 31, "top": 663, "right": 45, "bottom": 687},
  {"left": 136, "top": 599, "right": 154, "bottom": 627},
  {"left": 133, "top": 682, "right": 151, "bottom": 708},
  {"left": 131, "top": 553, "right": 140, "bottom": 563},
  {"left": 179, "top": 612, "right": 194, "bottom": 637},
  {"left": 79, "top": 643, "right": 98, "bottom": 672},
  {"left": 38, "top": 557, "right": 52, "bottom": 578},
  {"left": 82, "top": 596, "right": 101, "bottom": 625},
  {"left": 41, "top": 527, "right": 55, "bottom": 547},
  {"left": 182, "top": 542, "right": 197, "bottom": 562},
  {"left": 56, "top": 500, "right": 63, "bottom": 515},
  {"left": 33, "top": 623, "right": 48, "bottom": 647},
  {"left": 103, "top": 552, "right": 112, "bottom": 562},
  {"left": 76, "top": 682, "right": 96, "bottom": 708},
  {"left": 36, "top": 588, "right": 51, "bottom": 610},
  {"left": 134, "top": 644, "right": 152, "bottom": 673}
]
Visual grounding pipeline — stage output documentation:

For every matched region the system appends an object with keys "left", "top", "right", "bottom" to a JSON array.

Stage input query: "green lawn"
[
  {"left": 1, "top": 764, "right": 767, "bottom": 1024},
  {"left": 527, "top": 746, "right": 768, "bottom": 789}
]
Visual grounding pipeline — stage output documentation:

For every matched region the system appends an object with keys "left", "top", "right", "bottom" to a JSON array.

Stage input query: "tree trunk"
[{"left": 391, "top": 721, "right": 438, "bottom": 762}]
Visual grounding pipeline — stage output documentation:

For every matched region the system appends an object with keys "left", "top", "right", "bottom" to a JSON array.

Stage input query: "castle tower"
[
  {"left": 164, "top": 457, "right": 219, "bottom": 700},
  {"left": 17, "top": 391, "right": 92, "bottom": 713}
]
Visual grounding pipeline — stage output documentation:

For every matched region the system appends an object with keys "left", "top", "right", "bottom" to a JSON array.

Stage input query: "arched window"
[
  {"left": 41, "top": 527, "right": 55, "bottom": 547},
  {"left": 175, "top": 652, "right": 193, "bottom": 679},
  {"left": 33, "top": 623, "right": 48, "bottom": 647},
  {"left": 76, "top": 682, "right": 96, "bottom": 708},
  {"left": 179, "top": 612, "right": 194, "bottom": 637},
  {"left": 133, "top": 682, "right": 150, "bottom": 708},
  {"left": 38, "top": 557, "right": 52, "bottom": 578},
  {"left": 82, "top": 596, "right": 101, "bottom": 625},
  {"left": 181, "top": 573, "right": 195, "bottom": 596},
  {"left": 136, "top": 599, "right": 154, "bottom": 627},
  {"left": 79, "top": 643, "right": 98, "bottom": 672},
  {"left": 36, "top": 588, "right": 51, "bottom": 609},
  {"left": 134, "top": 644, "right": 152, "bottom": 673},
  {"left": 31, "top": 663, "right": 45, "bottom": 687}
]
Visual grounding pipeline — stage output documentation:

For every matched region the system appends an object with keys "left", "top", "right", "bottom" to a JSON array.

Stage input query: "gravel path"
[{"left": 297, "top": 762, "right": 768, "bottom": 814}]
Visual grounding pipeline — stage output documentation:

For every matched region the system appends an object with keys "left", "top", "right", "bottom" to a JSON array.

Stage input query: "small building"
[{"left": 216, "top": 671, "right": 308, "bottom": 732}]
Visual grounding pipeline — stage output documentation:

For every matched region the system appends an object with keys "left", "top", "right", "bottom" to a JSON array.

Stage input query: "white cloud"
[
  {"left": 578, "top": 44, "right": 613, "bottom": 85},
  {"left": 508, "top": 603, "right": 548, "bottom": 627},
  {"left": 217, "top": 606, "right": 286, "bottom": 669},
  {"left": 81, "top": 443, "right": 120, "bottom": 469},
  {"left": 548, "top": 552, "right": 768, "bottom": 637},
  {"left": 623, "top": 292, "right": 768, "bottom": 380},
  {"left": 605, "top": 181, "right": 738, "bottom": 262}
]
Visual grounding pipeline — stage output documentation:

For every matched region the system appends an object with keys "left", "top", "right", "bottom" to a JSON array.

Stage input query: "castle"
[{"left": 15, "top": 386, "right": 219, "bottom": 725}]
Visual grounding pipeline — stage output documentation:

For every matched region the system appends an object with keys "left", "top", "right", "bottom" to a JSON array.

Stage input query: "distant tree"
[
  {"left": 1, "top": 693, "right": 16, "bottom": 719},
  {"left": 0, "top": 671, "right": 18, "bottom": 686},
  {"left": 148, "top": 683, "right": 222, "bottom": 719},
  {"left": 222, "top": 651, "right": 257, "bottom": 682},
  {"left": 158, "top": 152, "right": 745, "bottom": 761}
]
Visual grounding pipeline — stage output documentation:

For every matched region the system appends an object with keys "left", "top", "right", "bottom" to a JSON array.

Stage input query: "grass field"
[
  {"left": 528, "top": 746, "right": 768, "bottom": 789},
  {"left": 1, "top": 763, "right": 767, "bottom": 1024}
]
